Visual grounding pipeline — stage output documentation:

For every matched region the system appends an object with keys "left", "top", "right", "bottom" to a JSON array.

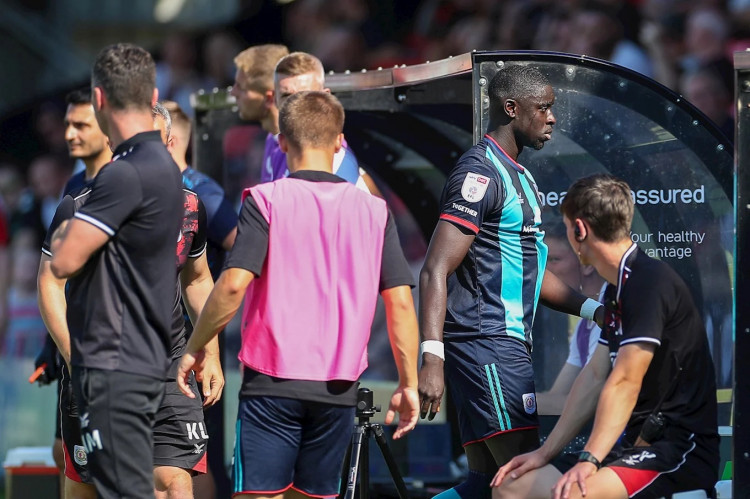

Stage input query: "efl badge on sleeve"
[
  {"left": 522, "top": 393, "right": 537, "bottom": 414},
  {"left": 461, "top": 173, "right": 490, "bottom": 203}
]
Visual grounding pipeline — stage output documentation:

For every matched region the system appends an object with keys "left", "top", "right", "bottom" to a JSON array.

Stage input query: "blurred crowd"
[{"left": 0, "top": 0, "right": 747, "bottom": 358}]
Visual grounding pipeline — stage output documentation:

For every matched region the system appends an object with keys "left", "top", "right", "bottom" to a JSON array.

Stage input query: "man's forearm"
[
  {"left": 418, "top": 268, "right": 448, "bottom": 343},
  {"left": 180, "top": 257, "right": 215, "bottom": 327},
  {"left": 583, "top": 375, "right": 640, "bottom": 461},
  {"left": 540, "top": 269, "right": 600, "bottom": 318},
  {"left": 38, "top": 285, "right": 70, "bottom": 365},
  {"left": 37, "top": 261, "right": 72, "bottom": 364},
  {"left": 185, "top": 271, "right": 248, "bottom": 354},
  {"left": 382, "top": 286, "right": 419, "bottom": 388},
  {"left": 539, "top": 362, "right": 606, "bottom": 459}
]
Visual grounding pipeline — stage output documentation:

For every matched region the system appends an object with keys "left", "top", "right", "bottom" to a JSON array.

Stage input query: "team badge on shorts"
[
  {"left": 74, "top": 445, "right": 88, "bottom": 466},
  {"left": 461, "top": 173, "right": 490, "bottom": 202},
  {"left": 522, "top": 393, "right": 537, "bottom": 414}
]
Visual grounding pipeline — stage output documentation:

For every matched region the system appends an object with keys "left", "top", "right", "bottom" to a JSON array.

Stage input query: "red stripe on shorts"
[
  {"left": 608, "top": 466, "right": 660, "bottom": 496},
  {"left": 62, "top": 441, "right": 83, "bottom": 482},
  {"left": 192, "top": 451, "right": 208, "bottom": 474}
]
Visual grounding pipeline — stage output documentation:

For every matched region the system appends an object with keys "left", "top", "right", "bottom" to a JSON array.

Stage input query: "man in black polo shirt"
[
  {"left": 492, "top": 174, "right": 719, "bottom": 498},
  {"left": 49, "top": 43, "right": 184, "bottom": 499}
]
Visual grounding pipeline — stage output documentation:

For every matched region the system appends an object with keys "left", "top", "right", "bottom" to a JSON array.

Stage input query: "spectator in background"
[
  {"left": 3, "top": 231, "right": 48, "bottom": 358},
  {"left": 156, "top": 32, "right": 207, "bottom": 117},
  {"left": 640, "top": 12, "right": 687, "bottom": 89},
  {"left": 0, "top": 191, "right": 9, "bottom": 340},
  {"left": 33, "top": 101, "right": 70, "bottom": 158},
  {"left": 202, "top": 31, "right": 244, "bottom": 90},
  {"left": 0, "top": 164, "right": 24, "bottom": 222},
  {"left": 14, "top": 154, "right": 68, "bottom": 248},
  {"left": 567, "top": 2, "right": 654, "bottom": 77},
  {"left": 680, "top": 66, "right": 734, "bottom": 141},
  {"left": 683, "top": 7, "right": 733, "bottom": 94}
]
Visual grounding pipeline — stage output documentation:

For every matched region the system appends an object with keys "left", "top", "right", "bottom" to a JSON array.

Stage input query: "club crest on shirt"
[
  {"left": 522, "top": 393, "right": 536, "bottom": 414},
  {"left": 461, "top": 173, "right": 490, "bottom": 202},
  {"left": 73, "top": 445, "right": 88, "bottom": 466}
]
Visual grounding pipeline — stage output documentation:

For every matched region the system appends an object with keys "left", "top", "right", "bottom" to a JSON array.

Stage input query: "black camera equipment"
[
  {"left": 340, "top": 387, "right": 409, "bottom": 499},
  {"left": 638, "top": 356, "right": 683, "bottom": 444}
]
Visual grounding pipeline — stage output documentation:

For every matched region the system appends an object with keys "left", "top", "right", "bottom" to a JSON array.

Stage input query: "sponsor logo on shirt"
[
  {"left": 522, "top": 393, "right": 536, "bottom": 414},
  {"left": 461, "top": 173, "right": 490, "bottom": 202},
  {"left": 452, "top": 203, "right": 478, "bottom": 217}
]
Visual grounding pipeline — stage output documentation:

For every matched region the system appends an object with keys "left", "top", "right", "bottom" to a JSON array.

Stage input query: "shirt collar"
[
  {"left": 484, "top": 134, "right": 525, "bottom": 173},
  {"left": 112, "top": 131, "right": 163, "bottom": 157},
  {"left": 615, "top": 243, "right": 639, "bottom": 301},
  {"left": 287, "top": 170, "right": 346, "bottom": 183}
]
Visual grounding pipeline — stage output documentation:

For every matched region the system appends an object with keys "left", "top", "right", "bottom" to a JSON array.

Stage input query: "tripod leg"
[
  {"left": 343, "top": 425, "right": 366, "bottom": 499},
  {"left": 371, "top": 424, "right": 409, "bottom": 499},
  {"left": 360, "top": 427, "right": 369, "bottom": 499}
]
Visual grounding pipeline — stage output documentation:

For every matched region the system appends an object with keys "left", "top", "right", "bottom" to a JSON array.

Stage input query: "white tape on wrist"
[
  {"left": 421, "top": 340, "right": 445, "bottom": 361},
  {"left": 580, "top": 298, "right": 601, "bottom": 321}
]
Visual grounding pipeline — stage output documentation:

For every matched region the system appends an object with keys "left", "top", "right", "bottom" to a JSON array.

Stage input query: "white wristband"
[
  {"left": 580, "top": 298, "right": 601, "bottom": 321},
  {"left": 421, "top": 340, "right": 445, "bottom": 361}
]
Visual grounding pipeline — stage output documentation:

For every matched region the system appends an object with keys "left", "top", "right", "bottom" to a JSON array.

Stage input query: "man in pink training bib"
[{"left": 177, "top": 91, "right": 420, "bottom": 499}]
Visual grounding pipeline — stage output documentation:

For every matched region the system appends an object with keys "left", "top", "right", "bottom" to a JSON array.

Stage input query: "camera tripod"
[{"left": 340, "top": 388, "right": 409, "bottom": 499}]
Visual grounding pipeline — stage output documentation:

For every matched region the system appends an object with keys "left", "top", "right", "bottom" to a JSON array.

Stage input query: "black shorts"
[
  {"left": 553, "top": 427, "right": 719, "bottom": 498},
  {"left": 62, "top": 368, "right": 208, "bottom": 484},
  {"left": 55, "top": 377, "right": 62, "bottom": 440},
  {"left": 153, "top": 373, "right": 208, "bottom": 474},
  {"left": 60, "top": 368, "right": 92, "bottom": 484},
  {"left": 72, "top": 367, "right": 164, "bottom": 499}
]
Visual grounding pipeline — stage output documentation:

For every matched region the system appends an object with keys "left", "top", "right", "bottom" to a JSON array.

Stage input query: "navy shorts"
[
  {"left": 233, "top": 396, "right": 355, "bottom": 498},
  {"left": 445, "top": 335, "right": 539, "bottom": 446}
]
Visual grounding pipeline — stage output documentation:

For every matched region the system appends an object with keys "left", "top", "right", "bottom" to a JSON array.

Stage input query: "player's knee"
[
  {"left": 154, "top": 468, "right": 194, "bottom": 499},
  {"left": 493, "top": 480, "right": 523, "bottom": 499}
]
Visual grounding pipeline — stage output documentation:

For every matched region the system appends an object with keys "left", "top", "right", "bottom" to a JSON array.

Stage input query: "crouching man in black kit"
[{"left": 492, "top": 174, "right": 719, "bottom": 499}]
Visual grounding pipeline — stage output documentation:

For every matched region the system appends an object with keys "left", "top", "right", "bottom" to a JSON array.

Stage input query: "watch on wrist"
[{"left": 577, "top": 451, "right": 602, "bottom": 470}]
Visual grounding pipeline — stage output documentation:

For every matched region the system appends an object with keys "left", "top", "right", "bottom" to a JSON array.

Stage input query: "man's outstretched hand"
[{"left": 385, "top": 386, "right": 419, "bottom": 440}]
